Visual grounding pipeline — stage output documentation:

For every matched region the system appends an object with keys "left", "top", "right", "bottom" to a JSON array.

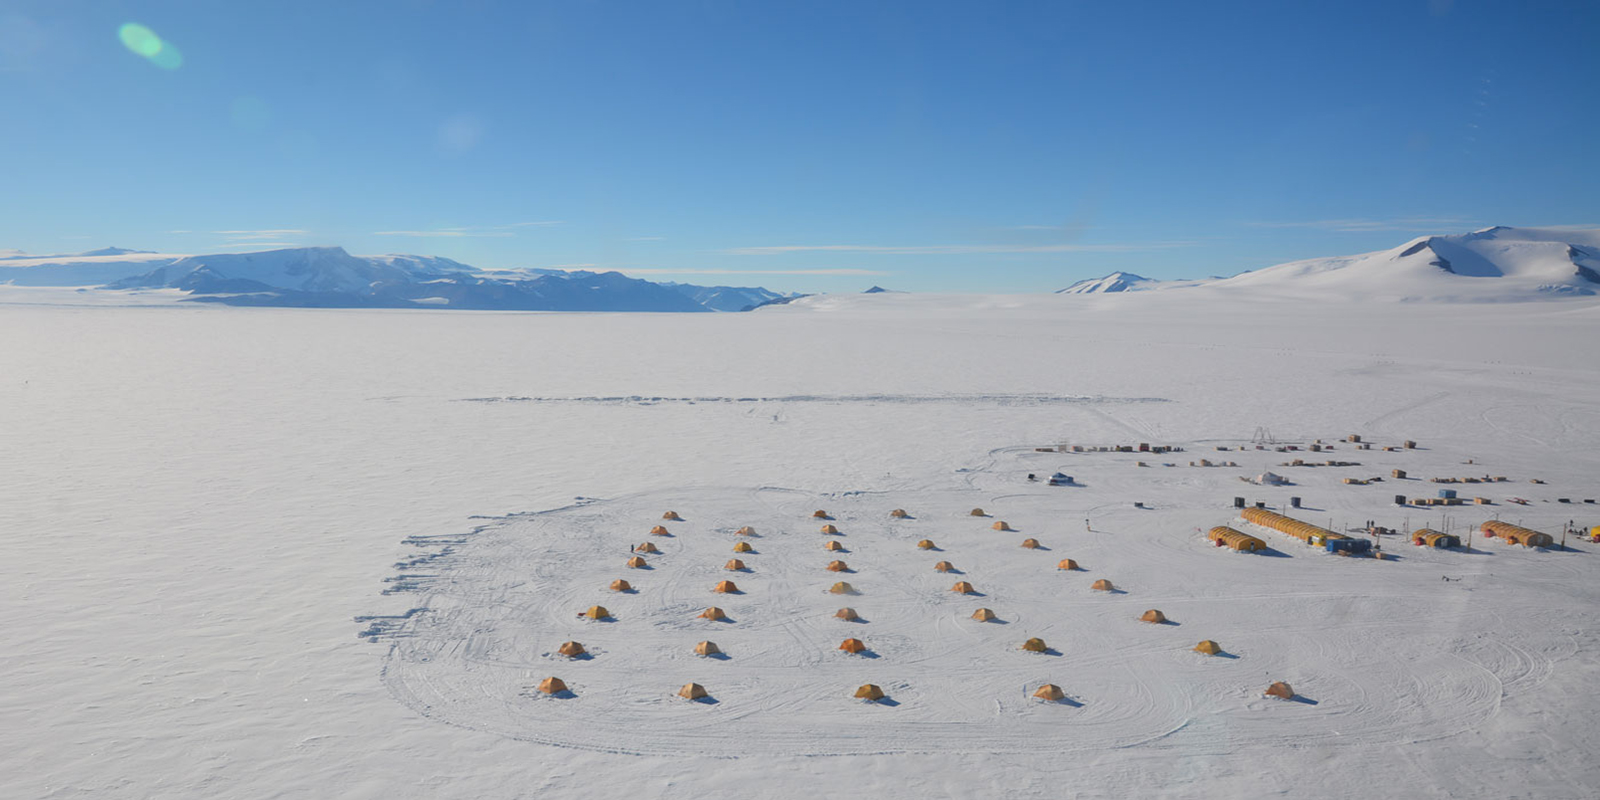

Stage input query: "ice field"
[{"left": 4, "top": 290, "right": 1599, "bottom": 798}]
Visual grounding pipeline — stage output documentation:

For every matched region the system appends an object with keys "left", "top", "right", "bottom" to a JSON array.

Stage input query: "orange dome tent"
[
  {"left": 838, "top": 638, "right": 867, "bottom": 654},
  {"left": 694, "top": 641, "right": 721, "bottom": 656},
  {"left": 609, "top": 579, "right": 632, "bottom": 592},
  {"left": 1194, "top": 640, "right": 1222, "bottom": 655},
  {"left": 854, "top": 684, "right": 885, "bottom": 701},
  {"left": 662, "top": 511, "right": 682, "bottom": 521},
  {"left": 1033, "top": 684, "right": 1066, "bottom": 701},
  {"left": 678, "top": 682, "right": 709, "bottom": 700},
  {"left": 536, "top": 677, "right": 568, "bottom": 695},
  {"left": 732, "top": 541, "right": 754, "bottom": 553},
  {"left": 557, "top": 641, "right": 586, "bottom": 657},
  {"left": 951, "top": 581, "right": 977, "bottom": 594},
  {"left": 971, "top": 608, "right": 997, "bottom": 622},
  {"left": 713, "top": 580, "right": 739, "bottom": 593},
  {"left": 1057, "top": 558, "right": 1079, "bottom": 571},
  {"left": 1091, "top": 579, "right": 1114, "bottom": 591},
  {"left": 1021, "top": 637, "right": 1048, "bottom": 653},
  {"left": 1265, "top": 681, "right": 1295, "bottom": 700},
  {"left": 1140, "top": 609, "right": 1167, "bottom": 624},
  {"left": 826, "top": 560, "right": 850, "bottom": 572},
  {"left": 699, "top": 606, "right": 726, "bottom": 621}
]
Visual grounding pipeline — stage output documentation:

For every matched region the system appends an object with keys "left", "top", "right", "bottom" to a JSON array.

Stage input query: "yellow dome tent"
[
  {"left": 934, "top": 561, "right": 956, "bottom": 573},
  {"left": 1140, "top": 609, "right": 1167, "bottom": 624},
  {"left": 854, "top": 684, "right": 885, "bottom": 701},
  {"left": 992, "top": 520, "right": 1012, "bottom": 531},
  {"left": 725, "top": 559, "right": 747, "bottom": 571},
  {"left": 627, "top": 556, "right": 648, "bottom": 568},
  {"left": 971, "top": 608, "right": 997, "bottom": 622},
  {"left": 826, "top": 560, "right": 850, "bottom": 572},
  {"left": 637, "top": 542, "right": 660, "bottom": 554},
  {"left": 536, "top": 677, "right": 568, "bottom": 695},
  {"left": 650, "top": 525, "right": 671, "bottom": 536},
  {"left": 609, "top": 579, "right": 632, "bottom": 592},
  {"left": 1057, "top": 558, "right": 1079, "bottom": 571},
  {"left": 1193, "top": 640, "right": 1222, "bottom": 655},
  {"left": 699, "top": 606, "right": 727, "bottom": 621},
  {"left": 1033, "top": 684, "right": 1066, "bottom": 701},
  {"left": 951, "top": 581, "right": 977, "bottom": 594},
  {"left": 890, "top": 509, "right": 909, "bottom": 518},
  {"left": 662, "top": 511, "right": 682, "bottom": 521},
  {"left": 813, "top": 510, "right": 829, "bottom": 519},
  {"left": 829, "top": 581, "right": 856, "bottom": 595},
  {"left": 584, "top": 605, "right": 610, "bottom": 620},
  {"left": 1021, "top": 538, "right": 1042, "bottom": 549},
  {"left": 835, "top": 607, "right": 859, "bottom": 621},
  {"left": 916, "top": 539, "right": 936, "bottom": 550},
  {"left": 732, "top": 541, "right": 754, "bottom": 553},
  {"left": 713, "top": 580, "right": 739, "bottom": 593},
  {"left": 1091, "top": 579, "right": 1114, "bottom": 591},
  {"left": 970, "top": 508, "right": 986, "bottom": 516},
  {"left": 557, "top": 641, "right": 586, "bottom": 657},
  {"left": 735, "top": 526, "right": 756, "bottom": 536},
  {"left": 694, "top": 641, "right": 721, "bottom": 656},
  {"left": 1021, "top": 637, "right": 1048, "bottom": 653},
  {"left": 821, "top": 524, "right": 839, "bottom": 534},
  {"left": 678, "top": 682, "right": 709, "bottom": 700},
  {"left": 824, "top": 540, "right": 845, "bottom": 551}
]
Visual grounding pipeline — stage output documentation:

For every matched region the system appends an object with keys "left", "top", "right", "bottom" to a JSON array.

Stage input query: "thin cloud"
[
  {"left": 206, "top": 242, "right": 300, "bottom": 250},
  {"left": 373, "top": 229, "right": 514, "bottom": 238},
  {"left": 613, "top": 268, "right": 889, "bottom": 276},
  {"left": 723, "top": 242, "right": 1192, "bottom": 256},
  {"left": 374, "top": 221, "right": 563, "bottom": 238},
  {"left": 626, "top": 236, "right": 666, "bottom": 241},
  {"left": 1243, "top": 217, "right": 1475, "bottom": 232},
  {"left": 214, "top": 229, "right": 309, "bottom": 238}
]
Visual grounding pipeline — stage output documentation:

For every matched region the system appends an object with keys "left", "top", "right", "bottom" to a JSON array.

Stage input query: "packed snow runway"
[{"left": 4, "top": 291, "right": 1599, "bottom": 798}]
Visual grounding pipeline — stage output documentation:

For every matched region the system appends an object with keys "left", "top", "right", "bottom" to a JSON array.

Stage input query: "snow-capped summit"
[
  {"left": 1215, "top": 226, "right": 1600, "bottom": 300},
  {"left": 111, "top": 246, "right": 419, "bottom": 294},
  {"left": 1056, "top": 271, "right": 1155, "bottom": 294}
]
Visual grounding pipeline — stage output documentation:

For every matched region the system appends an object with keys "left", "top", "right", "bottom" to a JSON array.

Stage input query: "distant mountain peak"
[{"left": 1056, "top": 271, "right": 1154, "bottom": 294}]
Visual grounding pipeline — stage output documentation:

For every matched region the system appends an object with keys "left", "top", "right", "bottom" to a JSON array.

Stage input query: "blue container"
[
  {"left": 1326, "top": 538, "right": 1373, "bottom": 554},
  {"left": 1438, "top": 489, "right": 1457, "bottom": 499}
]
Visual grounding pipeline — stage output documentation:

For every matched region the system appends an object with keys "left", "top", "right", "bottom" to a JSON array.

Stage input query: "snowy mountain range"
[
  {"left": 1055, "top": 226, "right": 1600, "bottom": 301},
  {"left": 0, "top": 246, "right": 792, "bottom": 312}
]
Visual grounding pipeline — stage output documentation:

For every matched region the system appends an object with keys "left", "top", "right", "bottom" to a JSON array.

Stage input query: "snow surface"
[{"left": 2, "top": 289, "right": 1599, "bottom": 798}]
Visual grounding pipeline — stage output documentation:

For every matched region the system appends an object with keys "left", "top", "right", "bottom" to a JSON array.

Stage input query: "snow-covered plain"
[{"left": 3, "top": 289, "right": 1599, "bottom": 798}]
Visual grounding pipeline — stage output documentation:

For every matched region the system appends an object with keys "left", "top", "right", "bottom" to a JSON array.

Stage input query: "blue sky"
[{"left": 3, "top": 1, "right": 1597, "bottom": 292}]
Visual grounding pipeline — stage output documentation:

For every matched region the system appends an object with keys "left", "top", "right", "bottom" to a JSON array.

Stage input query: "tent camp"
[
  {"left": 835, "top": 607, "right": 859, "bottom": 621},
  {"left": 1265, "top": 681, "right": 1295, "bottom": 700},
  {"left": 951, "top": 581, "right": 977, "bottom": 594},
  {"left": 827, "top": 560, "right": 850, "bottom": 572},
  {"left": 557, "top": 641, "right": 586, "bottom": 657},
  {"left": 992, "top": 520, "right": 1013, "bottom": 531},
  {"left": 584, "top": 605, "right": 610, "bottom": 620},
  {"left": 821, "top": 524, "right": 840, "bottom": 534},
  {"left": 854, "top": 684, "right": 885, "bottom": 701},
  {"left": 732, "top": 541, "right": 754, "bottom": 553},
  {"left": 934, "top": 561, "right": 956, "bottom": 573},
  {"left": 693, "top": 641, "right": 721, "bottom": 656},
  {"left": 1033, "top": 684, "right": 1066, "bottom": 701},
  {"left": 609, "top": 579, "right": 632, "bottom": 592},
  {"left": 890, "top": 509, "right": 910, "bottom": 518},
  {"left": 1091, "top": 579, "right": 1114, "bottom": 591},
  {"left": 1140, "top": 609, "right": 1167, "bottom": 624},
  {"left": 536, "top": 677, "right": 569, "bottom": 695},
  {"left": 1481, "top": 520, "right": 1554, "bottom": 547},
  {"left": 662, "top": 511, "right": 682, "bottom": 521},
  {"left": 824, "top": 540, "right": 845, "bottom": 552},
  {"left": 713, "top": 580, "right": 740, "bottom": 593},
  {"left": 1207, "top": 526, "right": 1266, "bottom": 552},
  {"left": 839, "top": 638, "right": 867, "bottom": 654},
  {"left": 971, "top": 608, "right": 998, "bottom": 622},
  {"left": 1057, "top": 558, "right": 1079, "bottom": 571},
  {"left": 829, "top": 582, "right": 856, "bottom": 595},
  {"left": 1194, "top": 640, "right": 1222, "bottom": 655},
  {"left": 1021, "top": 637, "right": 1048, "bottom": 653},
  {"left": 699, "top": 607, "right": 726, "bottom": 621},
  {"left": 1413, "top": 528, "right": 1462, "bottom": 548},
  {"left": 678, "top": 682, "right": 709, "bottom": 700},
  {"left": 1021, "top": 538, "right": 1042, "bottom": 549}
]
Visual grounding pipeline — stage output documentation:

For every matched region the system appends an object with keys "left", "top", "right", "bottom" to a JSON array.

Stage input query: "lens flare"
[{"left": 118, "top": 22, "right": 182, "bottom": 70}]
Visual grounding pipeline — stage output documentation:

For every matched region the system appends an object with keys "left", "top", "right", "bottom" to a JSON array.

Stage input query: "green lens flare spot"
[{"left": 118, "top": 22, "right": 183, "bottom": 69}]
